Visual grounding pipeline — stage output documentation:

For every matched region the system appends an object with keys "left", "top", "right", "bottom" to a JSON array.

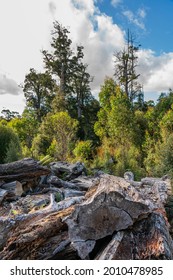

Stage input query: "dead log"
[
  {"left": 61, "top": 188, "right": 85, "bottom": 199},
  {"left": 0, "top": 189, "right": 8, "bottom": 204},
  {"left": 0, "top": 158, "right": 50, "bottom": 183},
  {"left": 96, "top": 212, "right": 173, "bottom": 260},
  {"left": 0, "top": 208, "right": 74, "bottom": 259},
  {"left": 0, "top": 172, "right": 172, "bottom": 260},
  {"left": 50, "top": 161, "right": 87, "bottom": 180},
  {"left": 0, "top": 181, "right": 23, "bottom": 201},
  {"left": 66, "top": 175, "right": 151, "bottom": 259},
  {"left": 0, "top": 191, "right": 84, "bottom": 259},
  {"left": 47, "top": 174, "right": 100, "bottom": 191},
  {"left": 66, "top": 174, "right": 172, "bottom": 259}
]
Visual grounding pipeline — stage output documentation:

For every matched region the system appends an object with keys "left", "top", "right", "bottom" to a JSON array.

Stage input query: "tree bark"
[{"left": 0, "top": 158, "right": 50, "bottom": 182}]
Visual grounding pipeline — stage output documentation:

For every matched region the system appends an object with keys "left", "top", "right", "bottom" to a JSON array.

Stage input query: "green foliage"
[
  {"left": 5, "top": 140, "right": 21, "bottom": 163},
  {"left": 32, "top": 112, "right": 78, "bottom": 161},
  {"left": 42, "top": 21, "right": 97, "bottom": 141},
  {"left": 8, "top": 109, "right": 39, "bottom": 150},
  {"left": 55, "top": 192, "right": 62, "bottom": 203},
  {"left": 23, "top": 68, "right": 55, "bottom": 122},
  {"left": 94, "top": 78, "right": 117, "bottom": 140},
  {"left": 3, "top": 22, "right": 173, "bottom": 182},
  {"left": 39, "top": 155, "right": 53, "bottom": 166},
  {"left": 73, "top": 140, "right": 93, "bottom": 161},
  {"left": 114, "top": 30, "right": 142, "bottom": 102},
  {"left": 0, "top": 109, "right": 20, "bottom": 121},
  {"left": 156, "top": 134, "right": 173, "bottom": 176},
  {"left": 0, "top": 125, "right": 21, "bottom": 163},
  {"left": 108, "top": 93, "right": 135, "bottom": 144}
]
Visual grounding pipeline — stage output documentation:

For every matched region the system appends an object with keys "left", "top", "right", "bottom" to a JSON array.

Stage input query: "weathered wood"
[
  {"left": 66, "top": 174, "right": 172, "bottom": 259},
  {"left": 0, "top": 209, "right": 73, "bottom": 260},
  {"left": 0, "top": 158, "right": 50, "bottom": 182},
  {"left": 96, "top": 212, "right": 173, "bottom": 260},
  {"left": 47, "top": 174, "right": 99, "bottom": 191},
  {"left": 0, "top": 189, "right": 8, "bottom": 204},
  {"left": 50, "top": 161, "right": 87, "bottom": 180},
  {"left": 61, "top": 188, "right": 85, "bottom": 199},
  {"left": 0, "top": 165, "right": 172, "bottom": 260},
  {"left": 1, "top": 181, "right": 23, "bottom": 197}
]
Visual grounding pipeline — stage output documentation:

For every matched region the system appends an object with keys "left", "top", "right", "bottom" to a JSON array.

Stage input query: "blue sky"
[
  {"left": 98, "top": 0, "right": 173, "bottom": 54},
  {"left": 1, "top": 0, "right": 173, "bottom": 113}
]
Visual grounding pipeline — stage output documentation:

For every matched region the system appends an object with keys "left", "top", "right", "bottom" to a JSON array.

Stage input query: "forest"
[{"left": 1, "top": 21, "right": 173, "bottom": 180}]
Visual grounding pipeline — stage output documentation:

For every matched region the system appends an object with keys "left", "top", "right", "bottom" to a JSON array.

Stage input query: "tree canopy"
[{"left": 3, "top": 23, "right": 173, "bottom": 180}]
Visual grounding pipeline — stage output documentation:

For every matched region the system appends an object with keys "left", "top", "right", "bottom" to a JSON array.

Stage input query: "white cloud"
[
  {"left": 138, "top": 50, "right": 173, "bottom": 94},
  {"left": 0, "top": 75, "right": 21, "bottom": 95},
  {"left": 49, "top": 1, "right": 56, "bottom": 17},
  {"left": 138, "top": 8, "right": 146, "bottom": 19},
  {"left": 111, "top": 0, "right": 122, "bottom": 7},
  {"left": 0, "top": 0, "right": 173, "bottom": 111},
  {"left": 48, "top": 0, "right": 125, "bottom": 91},
  {"left": 0, "top": 0, "right": 125, "bottom": 112},
  {"left": 123, "top": 9, "right": 146, "bottom": 30}
]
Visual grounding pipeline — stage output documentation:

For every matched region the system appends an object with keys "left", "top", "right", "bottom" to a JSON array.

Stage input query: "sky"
[{"left": 1, "top": 0, "right": 173, "bottom": 114}]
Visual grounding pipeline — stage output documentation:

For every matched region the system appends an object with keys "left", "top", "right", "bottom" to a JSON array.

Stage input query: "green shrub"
[
  {"left": 73, "top": 140, "right": 93, "bottom": 161},
  {"left": 0, "top": 124, "right": 21, "bottom": 163}
]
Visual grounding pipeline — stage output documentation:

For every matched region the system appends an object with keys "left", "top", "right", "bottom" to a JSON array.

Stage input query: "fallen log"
[
  {"left": 0, "top": 181, "right": 23, "bottom": 201},
  {"left": 0, "top": 158, "right": 50, "bottom": 183},
  {"left": 96, "top": 212, "right": 173, "bottom": 260},
  {"left": 0, "top": 191, "right": 84, "bottom": 259},
  {"left": 50, "top": 161, "right": 87, "bottom": 180},
  {"left": 66, "top": 174, "right": 173, "bottom": 259},
  {"left": 0, "top": 169, "right": 172, "bottom": 260},
  {"left": 0, "top": 189, "right": 8, "bottom": 204},
  {"left": 0, "top": 208, "right": 74, "bottom": 260},
  {"left": 47, "top": 174, "right": 98, "bottom": 191}
]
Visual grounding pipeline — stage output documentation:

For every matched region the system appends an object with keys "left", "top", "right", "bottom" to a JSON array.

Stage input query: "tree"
[
  {"left": 42, "top": 21, "right": 73, "bottom": 95},
  {"left": 94, "top": 78, "right": 118, "bottom": 140},
  {"left": 32, "top": 112, "right": 78, "bottom": 160},
  {"left": 70, "top": 46, "right": 93, "bottom": 119},
  {"left": 23, "top": 68, "right": 55, "bottom": 122},
  {"left": 42, "top": 21, "right": 95, "bottom": 124},
  {"left": 0, "top": 109, "right": 20, "bottom": 121},
  {"left": 114, "top": 30, "right": 142, "bottom": 102},
  {"left": 0, "top": 124, "right": 21, "bottom": 163},
  {"left": 8, "top": 109, "right": 39, "bottom": 155},
  {"left": 94, "top": 78, "right": 145, "bottom": 178},
  {"left": 155, "top": 89, "right": 173, "bottom": 120}
]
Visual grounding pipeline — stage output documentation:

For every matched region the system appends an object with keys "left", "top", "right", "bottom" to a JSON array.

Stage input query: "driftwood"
[{"left": 0, "top": 158, "right": 172, "bottom": 260}]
